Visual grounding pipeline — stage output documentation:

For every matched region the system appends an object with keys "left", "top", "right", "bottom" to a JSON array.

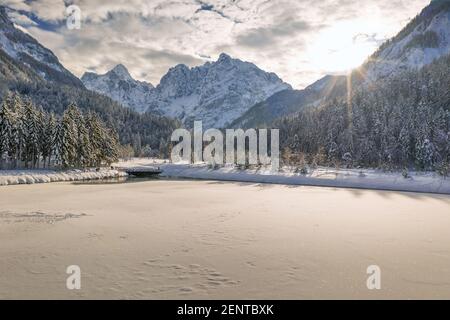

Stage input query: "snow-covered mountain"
[
  {"left": 231, "top": 75, "right": 347, "bottom": 129},
  {"left": 0, "top": 6, "right": 83, "bottom": 87},
  {"left": 236, "top": 0, "right": 450, "bottom": 128},
  {"left": 82, "top": 53, "right": 291, "bottom": 128},
  {"left": 364, "top": 0, "right": 450, "bottom": 81},
  {"left": 0, "top": 6, "right": 179, "bottom": 152},
  {"left": 81, "top": 1, "right": 450, "bottom": 129},
  {"left": 147, "top": 53, "right": 291, "bottom": 128},
  {"left": 82, "top": 65, "right": 154, "bottom": 113}
]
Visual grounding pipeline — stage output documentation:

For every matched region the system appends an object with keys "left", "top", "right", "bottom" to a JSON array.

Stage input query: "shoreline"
[
  {"left": 2, "top": 159, "right": 449, "bottom": 196},
  {"left": 117, "top": 159, "right": 450, "bottom": 195},
  {"left": 0, "top": 168, "right": 127, "bottom": 186}
]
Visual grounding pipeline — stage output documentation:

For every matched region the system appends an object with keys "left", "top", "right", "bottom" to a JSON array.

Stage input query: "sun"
[{"left": 308, "top": 19, "right": 382, "bottom": 74}]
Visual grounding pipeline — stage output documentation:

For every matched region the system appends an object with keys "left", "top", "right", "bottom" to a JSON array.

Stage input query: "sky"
[{"left": 3, "top": 0, "right": 431, "bottom": 89}]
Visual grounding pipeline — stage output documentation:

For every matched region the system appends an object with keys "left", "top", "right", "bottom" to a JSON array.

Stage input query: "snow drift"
[{"left": 0, "top": 169, "right": 127, "bottom": 186}]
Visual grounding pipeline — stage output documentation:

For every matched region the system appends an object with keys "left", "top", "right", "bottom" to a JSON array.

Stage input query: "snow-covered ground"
[
  {"left": 117, "top": 159, "right": 450, "bottom": 195},
  {"left": 2, "top": 159, "right": 448, "bottom": 194},
  {"left": 1, "top": 179, "right": 449, "bottom": 299},
  {"left": 0, "top": 168, "right": 127, "bottom": 186}
]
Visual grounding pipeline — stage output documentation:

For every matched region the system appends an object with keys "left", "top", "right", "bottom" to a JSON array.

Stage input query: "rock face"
[
  {"left": 82, "top": 53, "right": 291, "bottom": 128},
  {"left": 82, "top": 64, "right": 155, "bottom": 113},
  {"left": 147, "top": 53, "right": 291, "bottom": 128},
  {"left": 0, "top": 6, "right": 83, "bottom": 87}
]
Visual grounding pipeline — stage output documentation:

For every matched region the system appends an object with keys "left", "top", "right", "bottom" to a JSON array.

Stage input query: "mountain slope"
[
  {"left": 147, "top": 53, "right": 291, "bottom": 128},
  {"left": 273, "top": 0, "right": 450, "bottom": 171},
  {"left": 0, "top": 6, "right": 179, "bottom": 154},
  {"left": 231, "top": 75, "right": 347, "bottom": 128},
  {"left": 276, "top": 52, "right": 450, "bottom": 171},
  {"left": 0, "top": 6, "right": 83, "bottom": 88},
  {"left": 236, "top": 0, "right": 450, "bottom": 129},
  {"left": 82, "top": 64, "right": 155, "bottom": 113},
  {"left": 363, "top": 0, "right": 450, "bottom": 81}
]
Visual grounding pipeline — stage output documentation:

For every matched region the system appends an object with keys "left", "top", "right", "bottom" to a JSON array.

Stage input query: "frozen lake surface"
[{"left": 0, "top": 179, "right": 449, "bottom": 299}]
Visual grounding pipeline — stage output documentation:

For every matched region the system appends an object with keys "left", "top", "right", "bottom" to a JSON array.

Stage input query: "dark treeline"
[
  {"left": 3, "top": 82, "right": 179, "bottom": 158},
  {"left": 276, "top": 54, "right": 450, "bottom": 175},
  {"left": 0, "top": 93, "right": 120, "bottom": 169}
]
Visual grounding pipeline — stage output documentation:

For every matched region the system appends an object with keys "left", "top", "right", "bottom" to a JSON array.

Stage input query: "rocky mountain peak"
[
  {"left": 217, "top": 53, "right": 232, "bottom": 63},
  {"left": 82, "top": 65, "right": 155, "bottom": 113},
  {"left": 108, "top": 64, "right": 133, "bottom": 80}
]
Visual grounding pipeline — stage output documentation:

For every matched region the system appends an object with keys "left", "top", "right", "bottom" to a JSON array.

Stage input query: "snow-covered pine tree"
[
  {"left": 56, "top": 104, "right": 78, "bottom": 168},
  {"left": 67, "top": 105, "right": 93, "bottom": 168},
  {"left": 77, "top": 115, "right": 93, "bottom": 167},
  {"left": 41, "top": 113, "right": 57, "bottom": 168},
  {"left": 416, "top": 138, "right": 436, "bottom": 170},
  {"left": 1, "top": 93, "right": 124, "bottom": 169},
  {"left": 0, "top": 97, "right": 8, "bottom": 169},
  {"left": 85, "top": 111, "right": 104, "bottom": 167},
  {"left": 3, "top": 93, "right": 25, "bottom": 168},
  {"left": 0, "top": 94, "right": 18, "bottom": 168},
  {"left": 21, "top": 99, "right": 40, "bottom": 168},
  {"left": 100, "top": 127, "right": 120, "bottom": 165}
]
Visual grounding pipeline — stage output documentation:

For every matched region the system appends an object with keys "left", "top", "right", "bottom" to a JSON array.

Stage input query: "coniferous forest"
[
  {"left": 0, "top": 49, "right": 180, "bottom": 160},
  {"left": 0, "top": 93, "right": 120, "bottom": 169},
  {"left": 277, "top": 54, "right": 450, "bottom": 175}
]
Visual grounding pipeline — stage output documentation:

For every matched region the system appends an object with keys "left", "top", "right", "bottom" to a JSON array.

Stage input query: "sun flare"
[{"left": 308, "top": 19, "right": 384, "bottom": 73}]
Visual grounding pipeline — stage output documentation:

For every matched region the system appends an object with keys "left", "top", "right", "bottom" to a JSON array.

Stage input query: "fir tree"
[
  {"left": 21, "top": 99, "right": 40, "bottom": 168},
  {"left": 56, "top": 104, "right": 78, "bottom": 168},
  {"left": 41, "top": 113, "right": 56, "bottom": 168},
  {"left": 85, "top": 111, "right": 104, "bottom": 167},
  {"left": 0, "top": 95, "right": 126, "bottom": 169},
  {"left": 4, "top": 93, "right": 24, "bottom": 168},
  {"left": 0, "top": 98, "right": 8, "bottom": 168}
]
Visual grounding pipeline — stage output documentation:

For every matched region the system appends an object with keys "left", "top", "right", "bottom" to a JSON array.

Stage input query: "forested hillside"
[
  {"left": 236, "top": 0, "right": 450, "bottom": 131},
  {"left": 0, "top": 47, "right": 179, "bottom": 157},
  {"left": 277, "top": 54, "right": 450, "bottom": 174},
  {"left": 0, "top": 6, "right": 180, "bottom": 158}
]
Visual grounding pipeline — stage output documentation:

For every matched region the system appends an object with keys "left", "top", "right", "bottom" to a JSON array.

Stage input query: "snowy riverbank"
[
  {"left": 117, "top": 159, "right": 450, "bottom": 195},
  {"left": 0, "top": 168, "right": 127, "bottom": 186}
]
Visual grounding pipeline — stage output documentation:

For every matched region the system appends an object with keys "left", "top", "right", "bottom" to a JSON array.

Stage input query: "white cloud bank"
[{"left": 3, "top": 0, "right": 431, "bottom": 88}]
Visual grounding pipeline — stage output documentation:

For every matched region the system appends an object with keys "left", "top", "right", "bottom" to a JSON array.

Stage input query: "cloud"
[
  {"left": 7, "top": 10, "right": 38, "bottom": 26},
  {"left": 3, "top": 0, "right": 431, "bottom": 88},
  {"left": 236, "top": 19, "right": 312, "bottom": 48}
]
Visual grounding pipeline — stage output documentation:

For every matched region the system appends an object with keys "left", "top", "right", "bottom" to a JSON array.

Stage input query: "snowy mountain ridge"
[
  {"left": 0, "top": 6, "right": 83, "bottom": 87},
  {"left": 148, "top": 53, "right": 291, "bottom": 128},
  {"left": 82, "top": 53, "right": 291, "bottom": 128},
  {"left": 235, "top": 1, "right": 450, "bottom": 129},
  {"left": 365, "top": 0, "right": 450, "bottom": 81},
  {"left": 82, "top": 64, "right": 155, "bottom": 113}
]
